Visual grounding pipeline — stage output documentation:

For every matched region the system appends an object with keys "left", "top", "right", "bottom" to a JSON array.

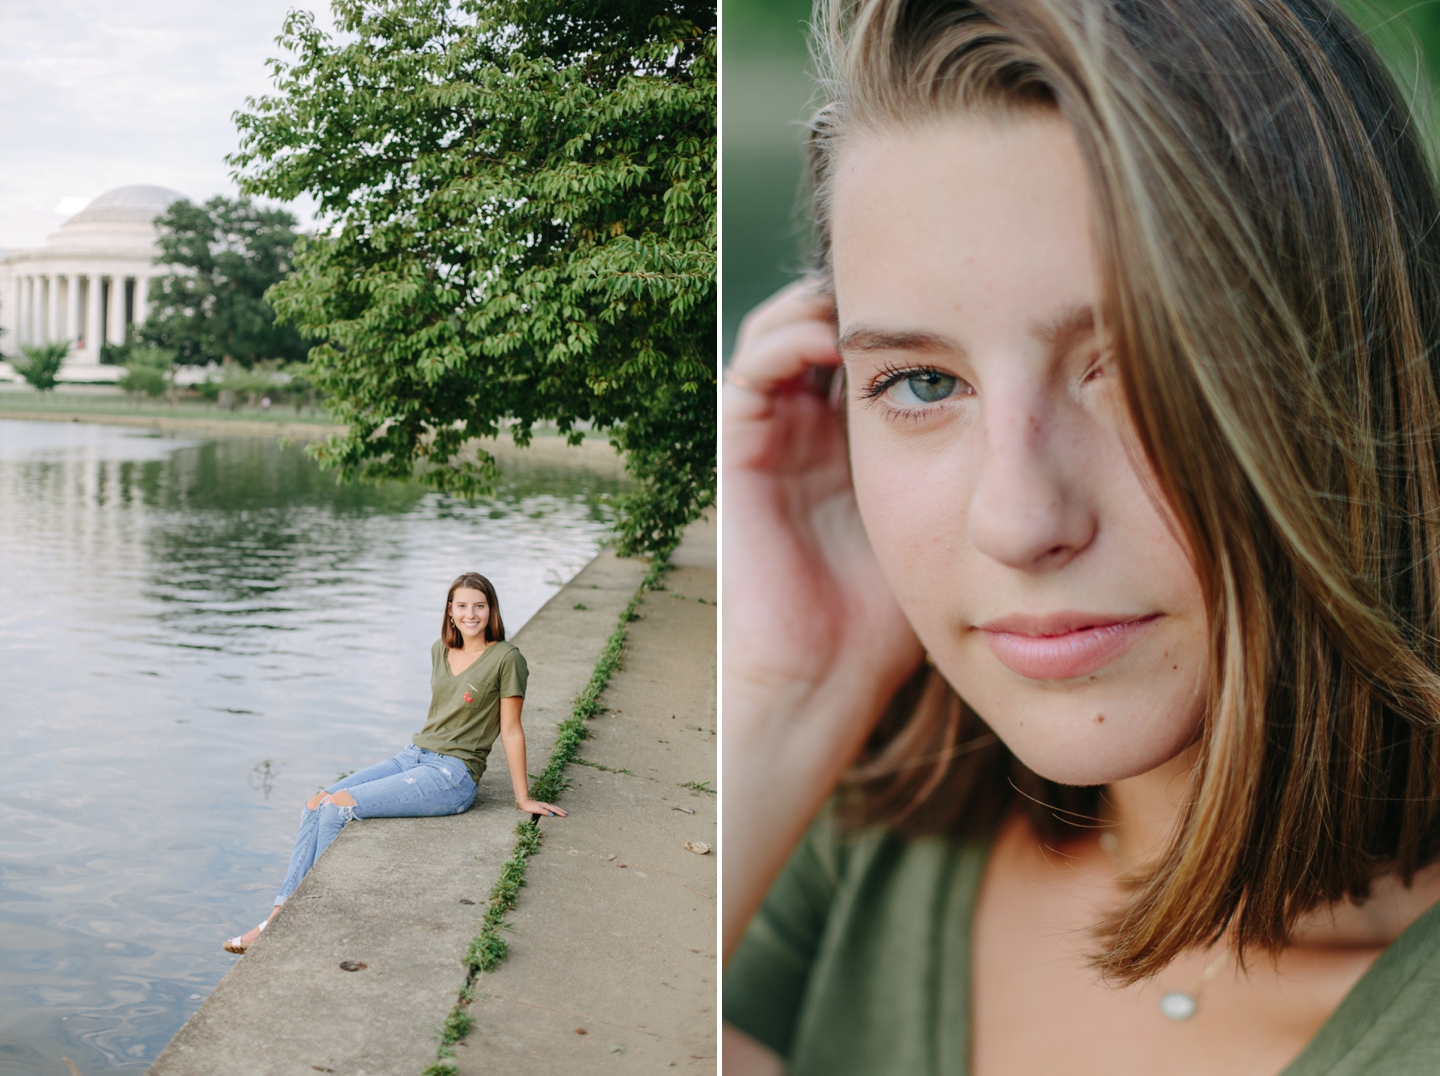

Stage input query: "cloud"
[{"left": 0, "top": 0, "right": 334, "bottom": 248}]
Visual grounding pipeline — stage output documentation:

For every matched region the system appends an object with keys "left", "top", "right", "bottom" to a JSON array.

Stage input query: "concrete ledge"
[
  {"left": 455, "top": 518, "right": 717, "bottom": 1072},
  {"left": 147, "top": 547, "right": 650, "bottom": 1076}
]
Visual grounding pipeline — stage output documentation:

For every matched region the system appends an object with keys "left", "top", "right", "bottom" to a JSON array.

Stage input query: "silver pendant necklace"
[
  {"left": 1099, "top": 831, "right": 1228, "bottom": 1020},
  {"left": 1158, "top": 951, "right": 1228, "bottom": 1020}
]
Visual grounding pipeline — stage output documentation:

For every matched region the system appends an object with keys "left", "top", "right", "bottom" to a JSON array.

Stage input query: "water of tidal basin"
[{"left": 0, "top": 419, "right": 623, "bottom": 1074}]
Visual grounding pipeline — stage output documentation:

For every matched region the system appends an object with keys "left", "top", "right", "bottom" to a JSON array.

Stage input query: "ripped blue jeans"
[{"left": 274, "top": 745, "right": 476, "bottom": 904}]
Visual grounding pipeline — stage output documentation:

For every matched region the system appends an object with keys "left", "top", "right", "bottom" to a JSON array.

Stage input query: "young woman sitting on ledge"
[
  {"left": 724, "top": 0, "right": 1440, "bottom": 1072},
  {"left": 223, "top": 571, "right": 564, "bottom": 954}
]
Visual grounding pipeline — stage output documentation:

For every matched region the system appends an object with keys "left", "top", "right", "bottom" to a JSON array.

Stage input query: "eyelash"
[
  {"left": 861, "top": 362, "right": 935, "bottom": 399},
  {"left": 859, "top": 362, "right": 972, "bottom": 413},
  {"left": 858, "top": 353, "right": 1109, "bottom": 420}
]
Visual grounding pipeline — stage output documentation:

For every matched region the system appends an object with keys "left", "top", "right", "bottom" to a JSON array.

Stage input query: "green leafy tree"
[
  {"left": 11, "top": 343, "right": 68, "bottom": 391},
  {"left": 118, "top": 345, "right": 177, "bottom": 397},
  {"left": 230, "top": 0, "right": 716, "bottom": 555},
  {"left": 142, "top": 196, "right": 311, "bottom": 368}
]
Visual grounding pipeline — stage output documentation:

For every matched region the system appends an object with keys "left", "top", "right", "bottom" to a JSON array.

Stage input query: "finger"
[
  {"left": 731, "top": 319, "right": 841, "bottom": 388},
  {"left": 734, "top": 279, "right": 834, "bottom": 355},
  {"left": 725, "top": 321, "right": 842, "bottom": 420}
]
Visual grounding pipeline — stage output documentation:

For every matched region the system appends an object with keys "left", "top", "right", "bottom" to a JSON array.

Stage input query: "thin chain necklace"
[{"left": 1099, "top": 830, "right": 1229, "bottom": 1020}]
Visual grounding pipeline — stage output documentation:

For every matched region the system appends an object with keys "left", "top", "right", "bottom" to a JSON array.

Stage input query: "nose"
[{"left": 966, "top": 391, "right": 1097, "bottom": 571}]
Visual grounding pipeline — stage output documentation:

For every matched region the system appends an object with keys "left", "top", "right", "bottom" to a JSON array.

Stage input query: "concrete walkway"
[
  {"left": 454, "top": 514, "right": 716, "bottom": 1074},
  {"left": 147, "top": 544, "right": 653, "bottom": 1076}
]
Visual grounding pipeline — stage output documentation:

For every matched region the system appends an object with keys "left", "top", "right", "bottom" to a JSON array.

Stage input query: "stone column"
[
  {"left": 107, "top": 276, "right": 126, "bottom": 349},
  {"left": 2, "top": 277, "right": 11, "bottom": 352},
  {"left": 24, "top": 276, "right": 34, "bottom": 346},
  {"left": 134, "top": 275, "right": 149, "bottom": 329},
  {"left": 49, "top": 275, "right": 63, "bottom": 344},
  {"left": 87, "top": 275, "right": 102, "bottom": 360},
  {"left": 2, "top": 277, "right": 15, "bottom": 354},
  {"left": 54, "top": 275, "right": 65, "bottom": 342},
  {"left": 67, "top": 274, "right": 82, "bottom": 353}
]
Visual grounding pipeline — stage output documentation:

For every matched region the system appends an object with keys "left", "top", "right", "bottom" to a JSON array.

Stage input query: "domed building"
[{"left": 0, "top": 185, "right": 186, "bottom": 380}]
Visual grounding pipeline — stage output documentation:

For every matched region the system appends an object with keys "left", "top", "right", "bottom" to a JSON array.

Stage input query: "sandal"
[{"left": 222, "top": 919, "right": 267, "bottom": 954}]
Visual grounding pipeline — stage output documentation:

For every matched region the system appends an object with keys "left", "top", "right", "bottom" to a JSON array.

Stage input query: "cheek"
[{"left": 848, "top": 420, "right": 976, "bottom": 629}]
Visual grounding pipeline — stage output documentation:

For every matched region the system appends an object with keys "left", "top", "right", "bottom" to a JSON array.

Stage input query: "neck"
[{"left": 1103, "top": 743, "right": 1199, "bottom": 866}]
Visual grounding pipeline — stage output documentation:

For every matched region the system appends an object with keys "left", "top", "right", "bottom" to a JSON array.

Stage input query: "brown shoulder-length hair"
[
  {"left": 443, "top": 572, "right": 505, "bottom": 646},
  {"left": 812, "top": 0, "right": 1440, "bottom": 983}
]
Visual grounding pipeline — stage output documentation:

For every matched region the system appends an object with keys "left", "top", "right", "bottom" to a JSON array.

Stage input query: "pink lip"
[{"left": 978, "top": 612, "right": 1159, "bottom": 681}]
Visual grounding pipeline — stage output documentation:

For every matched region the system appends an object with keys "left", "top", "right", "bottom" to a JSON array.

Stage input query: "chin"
[
  {"left": 1001, "top": 727, "right": 1182, "bottom": 786},
  {"left": 955, "top": 683, "right": 1202, "bottom": 787}
]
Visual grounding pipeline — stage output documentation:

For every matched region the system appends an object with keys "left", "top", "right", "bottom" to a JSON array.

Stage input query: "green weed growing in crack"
[
  {"left": 680, "top": 780, "right": 716, "bottom": 795},
  {"left": 442, "top": 1007, "right": 474, "bottom": 1044},
  {"left": 465, "top": 819, "right": 544, "bottom": 973},
  {"left": 424, "top": 545, "right": 677, "bottom": 1073}
]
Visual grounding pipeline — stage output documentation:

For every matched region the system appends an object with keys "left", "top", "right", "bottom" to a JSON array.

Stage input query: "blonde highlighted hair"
[{"left": 814, "top": 0, "right": 1440, "bottom": 983}]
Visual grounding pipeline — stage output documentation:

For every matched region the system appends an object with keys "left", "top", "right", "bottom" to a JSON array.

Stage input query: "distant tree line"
[{"left": 135, "top": 195, "right": 310, "bottom": 369}]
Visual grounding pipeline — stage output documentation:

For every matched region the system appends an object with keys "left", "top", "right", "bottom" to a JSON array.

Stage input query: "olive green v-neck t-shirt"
[
  {"left": 412, "top": 639, "right": 527, "bottom": 786},
  {"left": 725, "top": 811, "right": 1440, "bottom": 1075}
]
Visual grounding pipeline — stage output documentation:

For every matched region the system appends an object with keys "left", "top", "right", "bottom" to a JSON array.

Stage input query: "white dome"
[{"left": 68, "top": 185, "right": 186, "bottom": 225}]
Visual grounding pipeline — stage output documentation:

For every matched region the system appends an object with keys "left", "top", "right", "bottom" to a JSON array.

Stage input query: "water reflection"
[{"left": 0, "top": 419, "right": 621, "bottom": 1074}]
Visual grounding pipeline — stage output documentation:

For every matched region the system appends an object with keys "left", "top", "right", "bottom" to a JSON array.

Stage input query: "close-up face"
[
  {"left": 831, "top": 115, "right": 1209, "bottom": 786},
  {"left": 450, "top": 587, "right": 491, "bottom": 640}
]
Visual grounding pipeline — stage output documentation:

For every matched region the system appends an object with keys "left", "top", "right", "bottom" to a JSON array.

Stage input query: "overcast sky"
[{"left": 0, "top": 0, "right": 335, "bottom": 249}]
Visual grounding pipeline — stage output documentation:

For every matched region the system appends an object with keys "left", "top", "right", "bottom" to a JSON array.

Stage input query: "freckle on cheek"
[{"left": 1094, "top": 714, "right": 1105, "bottom": 724}]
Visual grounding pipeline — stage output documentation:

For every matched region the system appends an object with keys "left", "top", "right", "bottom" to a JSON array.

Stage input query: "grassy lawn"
[
  {"left": 0, "top": 387, "right": 335, "bottom": 426},
  {"left": 0, "top": 388, "right": 596, "bottom": 442}
]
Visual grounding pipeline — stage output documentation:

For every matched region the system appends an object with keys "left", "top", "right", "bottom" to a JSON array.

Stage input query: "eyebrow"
[
  {"left": 838, "top": 302, "right": 1102, "bottom": 360},
  {"left": 837, "top": 327, "right": 962, "bottom": 356},
  {"left": 1030, "top": 302, "right": 1098, "bottom": 352}
]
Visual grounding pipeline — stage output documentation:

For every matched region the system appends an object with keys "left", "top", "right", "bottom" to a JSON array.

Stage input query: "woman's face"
[
  {"left": 450, "top": 587, "right": 490, "bottom": 641},
  {"left": 830, "top": 116, "right": 1208, "bottom": 786}
]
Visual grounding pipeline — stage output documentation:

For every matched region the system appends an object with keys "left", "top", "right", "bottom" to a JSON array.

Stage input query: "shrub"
[
  {"left": 11, "top": 343, "right": 69, "bottom": 391},
  {"left": 119, "top": 345, "right": 177, "bottom": 398}
]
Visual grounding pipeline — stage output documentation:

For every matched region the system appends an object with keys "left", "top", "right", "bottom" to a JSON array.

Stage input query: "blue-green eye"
[{"left": 888, "top": 370, "right": 959, "bottom": 405}]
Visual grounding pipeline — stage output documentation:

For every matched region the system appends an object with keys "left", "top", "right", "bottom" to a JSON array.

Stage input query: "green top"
[
  {"left": 725, "top": 810, "right": 1440, "bottom": 1075},
  {"left": 411, "top": 639, "right": 528, "bottom": 786}
]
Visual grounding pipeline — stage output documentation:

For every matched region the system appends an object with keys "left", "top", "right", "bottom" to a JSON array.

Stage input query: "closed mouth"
[{"left": 978, "top": 612, "right": 1159, "bottom": 681}]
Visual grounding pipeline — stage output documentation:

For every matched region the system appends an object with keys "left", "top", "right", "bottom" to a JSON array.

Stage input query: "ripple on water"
[{"left": 0, "top": 419, "right": 621, "bottom": 1073}]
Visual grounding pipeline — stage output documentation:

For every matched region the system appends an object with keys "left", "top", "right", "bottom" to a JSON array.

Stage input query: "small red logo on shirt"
[{"left": 463, "top": 692, "right": 473, "bottom": 703}]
